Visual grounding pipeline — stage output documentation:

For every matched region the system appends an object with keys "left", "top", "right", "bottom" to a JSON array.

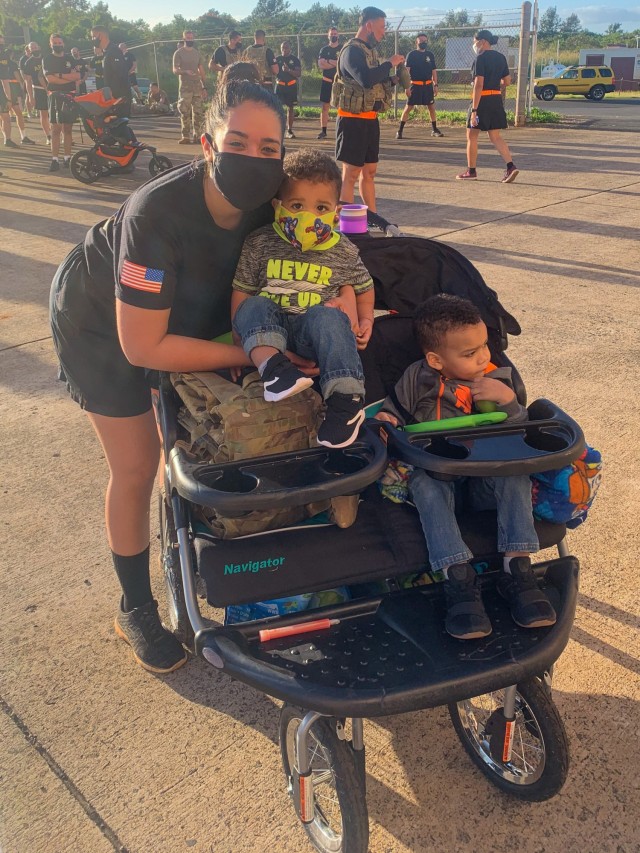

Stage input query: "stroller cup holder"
[
  {"left": 383, "top": 398, "right": 585, "bottom": 478},
  {"left": 168, "top": 425, "right": 388, "bottom": 515}
]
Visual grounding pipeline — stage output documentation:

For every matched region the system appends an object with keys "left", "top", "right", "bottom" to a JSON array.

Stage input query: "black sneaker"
[
  {"left": 285, "top": 129, "right": 296, "bottom": 139},
  {"left": 4, "top": 139, "right": 19, "bottom": 148},
  {"left": 49, "top": 159, "right": 60, "bottom": 172},
  {"left": 114, "top": 598, "right": 188, "bottom": 673},
  {"left": 431, "top": 128, "right": 444, "bottom": 137},
  {"left": 395, "top": 130, "right": 403, "bottom": 139},
  {"left": 317, "top": 130, "right": 327, "bottom": 139},
  {"left": 317, "top": 393, "right": 365, "bottom": 448},
  {"left": 21, "top": 136, "right": 36, "bottom": 145},
  {"left": 261, "top": 352, "right": 314, "bottom": 402},
  {"left": 62, "top": 158, "right": 70, "bottom": 168},
  {"left": 502, "top": 165, "right": 519, "bottom": 183},
  {"left": 497, "top": 557, "right": 557, "bottom": 628},
  {"left": 444, "top": 563, "right": 492, "bottom": 640}
]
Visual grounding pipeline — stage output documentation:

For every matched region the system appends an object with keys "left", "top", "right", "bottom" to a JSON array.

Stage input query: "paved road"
[{"left": 536, "top": 96, "right": 639, "bottom": 130}]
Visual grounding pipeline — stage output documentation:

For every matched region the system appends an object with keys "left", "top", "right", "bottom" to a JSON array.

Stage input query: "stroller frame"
[{"left": 158, "top": 235, "right": 584, "bottom": 853}]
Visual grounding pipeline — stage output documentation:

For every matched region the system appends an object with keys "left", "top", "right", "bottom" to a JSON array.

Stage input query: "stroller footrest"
[{"left": 195, "top": 556, "right": 579, "bottom": 717}]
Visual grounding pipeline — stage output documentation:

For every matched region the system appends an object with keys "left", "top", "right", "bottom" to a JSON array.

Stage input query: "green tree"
[
  {"left": 539, "top": 6, "right": 563, "bottom": 37},
  {"left": 604, "top": 22, "right": 622, "bottom": 36},
  {"left": 561, "top": 13, "right": 581, "bottom": 35}
]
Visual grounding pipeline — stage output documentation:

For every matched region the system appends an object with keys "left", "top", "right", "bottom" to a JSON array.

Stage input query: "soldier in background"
[
  {"left": 274, "top": 40, "right": 301, "bottom": 138},
  {"left": 119, "top": 43, "right": 144, "bottom": 103},
  {"left": 317, "top": 26, "right": 340, "bottom": 139},
  {"left": 71, "top": 47, "right": 88, "bottom": 95},
  {"left": 22, "top": 41, "right": 52, "bottom": 144},
  {"left": 19, "top": 44, "right": 34, "bottom": 115},
  {"left": 209, "top": 31, "right": 242, "bottom": 76},
  {"left": 173, "top": 30, "right": 207, "bottom": 144},
  {"left": 396, "top": 34, "right": 444, "bottom": 139},
  {"left": 242, "top": 30, "right": 278, "bottom": 89}
]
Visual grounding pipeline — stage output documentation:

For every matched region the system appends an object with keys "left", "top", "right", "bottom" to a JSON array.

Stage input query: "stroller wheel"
[
  {"left": 448, "top": 677, "right": 569, "bottom": 801},
  {"left": 280, "top": 706, "right": 369, "bottom": 853},
  {"left": 149, "top": 155, "right": 173, "bottom": 176},
  {"left": 70, "top": 149, "right": 104, "bottom": 184}
]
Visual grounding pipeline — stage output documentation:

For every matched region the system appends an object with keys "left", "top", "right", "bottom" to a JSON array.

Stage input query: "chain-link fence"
[{"left": 103, "top": 7, "right": 530, "bottom": 122}]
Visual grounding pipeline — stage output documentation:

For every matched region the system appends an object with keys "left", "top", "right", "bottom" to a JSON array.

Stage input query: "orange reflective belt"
[
  {"left": 411, "top": 79, "right": 432, "bottom": 85},
  {"left": 277, "top": 79, "right": 297, "bottom": 85},
  {"left": 481, "top": 89, "right": 502, "bottom": 96},
  {"left": 337, "top": 109, "right": 378, "bottom": 119},
  {"left": 322, "top": 76, "right": 333, "bottom": 83}
]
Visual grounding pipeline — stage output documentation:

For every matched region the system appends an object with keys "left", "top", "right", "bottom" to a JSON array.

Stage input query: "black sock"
[
  {"left": 506, "top": 161, "right": 515, "bottom": 169},
  {"left": 112, "top": 546, "right": 152, "bottom": 611},
  {"left": 431, "top": 121, "right": 437, "bottom": 130},
  {"left": 321, "top": 126, "right": 327, "bottom": 132},
  {"left": 468, "top": 167, "right": 477, "bottom": 174},
  {"left": 399, "top": 121, "right": 405, "bottom": 131}
]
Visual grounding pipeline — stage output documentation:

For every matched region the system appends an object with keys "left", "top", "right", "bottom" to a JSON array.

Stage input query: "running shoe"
[
  {"left": 261, "top": 352, "right": 314, "bottom": 402},
  {"left": 317, "top": 393, "right": 365, "bottom": 448},
  {"left": 444, "top": 562, "right": 492, "bottom": 640},
  {"left": 317, "top": 130, "right": 327, "bottom": 139},
  {"left": 4, "top": 139, "right": 19, "bottom": 148},
  {"left": 49, "top": 159, "right": 60, "bottom": 171},
  {"left": 502, "top": 165, "right": 519, "bottom": 183},
  {"left": 497, "top": 557, "right": 557, "bottom": 628},
  {"left": 395, "top": 130, "right": 403, "bottom": 139},
  {"left": 115, "top": 597, "right": 188, "bottom": 673},
  {"left": 21, "top": 136, "right": 36, "bottom": 145},
  {"left": 285, "top": 129, "right": 296, "bottom": 139},
  {"left": 456, "top": 169, "right": 477, "bottom": 180},
  {"left": 62, "top": 158, "right": 70, "bottom": 168},
  {"left": 178, "top": 137, "right": 191, "bottom": 145},
  {"left": 431, "top": 128, "right": 444, "bottom": 137}
]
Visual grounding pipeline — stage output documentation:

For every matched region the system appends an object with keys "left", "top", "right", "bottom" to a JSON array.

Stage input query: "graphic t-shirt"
[
  {"left": 0, "top": 48, "right": 11, "bottom": 81},
  {"left": 42, "top": 52, "right": 76, "bottom": 93},
  {"left": 275, "top": 54, "right": 300, "bottom": 84},
  {"left": 90, "top": 54, "right": 104, "bottom": 85},
  {"left": 406, "top": 49, "right": 437, "bottom": 82},
  {"left": 472, "top": 49, "right": 509, "bottom": 90},
  {"left": 72, "top": 57, "right": 88, "bottom": 79},
  {"left": 233, "top": 224, "right": 373, "bottom": 314},
  {"left": 23, "top": 54, "right": 46, "bottom": 89},
  {"left": 318, "top": 44, "right": 340, "bottom": 79}
]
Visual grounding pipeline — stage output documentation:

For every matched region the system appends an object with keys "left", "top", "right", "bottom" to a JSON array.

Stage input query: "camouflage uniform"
[{"left": 173, "top": 45, "right": 206, "bottom": 139}]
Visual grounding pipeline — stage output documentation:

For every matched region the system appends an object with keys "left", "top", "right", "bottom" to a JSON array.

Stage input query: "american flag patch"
[{"left": 120, "top": 260, "right": 164, "bottom": 293}]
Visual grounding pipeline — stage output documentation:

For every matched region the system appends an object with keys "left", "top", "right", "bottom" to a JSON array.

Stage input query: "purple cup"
[{"left": 339, "top": 204, "right": 368, "bottom": 234}]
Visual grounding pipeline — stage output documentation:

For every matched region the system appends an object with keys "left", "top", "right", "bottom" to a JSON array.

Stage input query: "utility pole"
[{"left": 515, "top": 1, "right": 532, "bottom": 126}]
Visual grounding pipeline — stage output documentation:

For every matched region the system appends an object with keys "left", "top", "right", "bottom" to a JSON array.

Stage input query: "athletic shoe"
[
  {"left": 395, "top": 130, "right": 403, "bottom": 139},
  {"left": 431, "top": 128, "right": 444, "bottom": 137},
  {"left": 456, "top": 169, "right": 477, "bottom": 180},
  {"left": 444, "top": 562, "right": 492, "bottom": 640},
  {"left": 114, "top": 597, "right": 188, "bottom": 673},
  {"left": 260, "top": 352, "right": 314, "bottom": 402},
  {"left": 497, "top": 557, "right": 557, "bottom": 628},
  {"left": 21, "top": 136, "right": 36, "bottom": 145},
  {"left": 4, "top": 139, "right": 19, "bottom": 148},
  {"left": 62, "top": 158, "right": 70, "bottom": 168},
  {"left": 178, "top": 137, "right": 191, "bottom": 145},
  {"left": 46, "top": 135, "right": 52, "bottom": 146},
  {"left": 285, "top": 129, "right": 296, "bottom": 139},
  {"left": 502, "top": 165, "right": 519, "bottom": 183},
  {"left": 317, "top": 393, "right": 365, "bottom": 449},
  {"left": 317, "top": 130, "right": 327, "bottom": 139},
  {"left": 49, "top": 159, "right": 60, "bottom": 172}
]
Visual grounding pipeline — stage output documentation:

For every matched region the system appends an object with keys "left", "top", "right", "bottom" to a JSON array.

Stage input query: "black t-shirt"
[
  {"left": 7, "top": 58, "right": 19, "bottom": 82},
  {"left": 90, "top": 54, "right": 104, "bottom": 84},
  {"left": 19, "top": 53, "right": 30, "bottom": 73},
  {"left": 275, "top": 54, "right": 300, "bottom": 83},
  {"left": 339, "top": 40, "right": 391, "bottom": 89},
  {"left": 123, "top": 50, "right": 135, "bottom": 72},
  {"left": 42, "top": 52, "right": 76, "bottom": 93},
  {"left": 406, "top": 48, "right": 437, "bottom": 82},
  {"left": 0, "top": 48, "right": 10, "bottom": 81},
  {"left": 318, "top": 43, "right": 340, "bottom": 80},
  {"left": 472, "top": 49, "right": 509, "bottom": 90},
  {"left": 23, "top": 54, "right": 46, "bottom": 89},
  {"left": 103, "top": 42, "right": 130, "bottom": 98},
  {"left": 68, "top": 162, "right": 273, "bottom": 341},
  {"left": 72, "top": 57, "right": 88, "bottom": 78},
  {"left": 213, "top": 44, "right": 240, "bottom": 67}
]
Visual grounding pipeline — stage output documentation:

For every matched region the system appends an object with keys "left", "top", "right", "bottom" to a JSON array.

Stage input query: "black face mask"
[
  {"left": 92, "top": 37, "right": 101, "bottom": 47},
  {"left": 366, "top": 33, "right": 378, "bottom": 47},
  {"left": 184, "top": 40, "right": 194, "bottom": 47},
  {"left": 52, "top": 47, "right": 64, "bottom": 54},
  {"left": 212, "top": 151, "right": 284, "bottom": 212},
  {"left": 418, "top": 42, "right": 427, "bottom": 50},
  {"left": 32, "top": 51, "right": 41, "bottom": 58},
  {"left": 330, "top": 36, "right": 338, "bottom": 43}
]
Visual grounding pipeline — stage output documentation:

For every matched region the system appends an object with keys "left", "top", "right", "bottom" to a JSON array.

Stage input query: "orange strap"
[
  {"left": 411, "top": 79, "right": 432, "bottom": 85},
  {"left": 277, "top": 79, "right": 297, "bottom": 86},
  {"left": 322, "top": 75, "right": 333, "bottom": 83},
  {"left": 337, "top": 109, "right": 378, "bottom": 119},
  {"left": 481, "top": 89, "right": 502, "bottom": 96}
]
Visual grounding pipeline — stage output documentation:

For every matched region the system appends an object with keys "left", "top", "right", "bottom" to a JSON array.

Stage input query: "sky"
[{"left": 106, "top": 1, "right": 640, "bottom": 33}]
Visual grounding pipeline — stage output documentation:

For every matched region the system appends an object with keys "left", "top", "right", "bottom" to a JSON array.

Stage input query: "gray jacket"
[{"left": 380, "top": 359, "right": 528, "bottom": 425}]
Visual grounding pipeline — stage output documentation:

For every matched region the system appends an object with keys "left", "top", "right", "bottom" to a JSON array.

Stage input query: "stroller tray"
[{"left": 197, "top": 557, "right": 578, "bottom": 717}]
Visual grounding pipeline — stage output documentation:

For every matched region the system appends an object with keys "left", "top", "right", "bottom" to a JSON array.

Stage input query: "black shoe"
[
  {"left": 62, "top": 158, "right": 70, "bottom": 168},
  {"left": 497, "top": 557, "right": 557, "bottom": 628},
  {"left": 114, "top": 597, "right": 188, "bottom": 673},
  {"left": 317, "top": 393, "right": 365, "bottom": 448},
  {"left": 395, "top": 130, "right": 403, "bottom": 139},
  {"left": 317, "top": 130, "right": 327, "bottom": 139},
  {"left": 261, "top": 352, "right": 314, "bottom": 402},
  {"left": 285, "top": 129, "right": 295, "bottom": 139},
  {"left": 444, "top": 563, "right": 492, "bottom": 640},
  {"left": 49, "top": 159, "right": 60, "bottom": 172},
  {"left": 502, "top": 165, "right": 519, "bottom": 183},
  {"left": 4, "top": 139, "right": 19, "bottom": 148},
  {"left": 431, "top": 128, "right": 444, "bottom": 137},
  {"left": 21, "top": 136, "right": 36, "bottom": 145}
]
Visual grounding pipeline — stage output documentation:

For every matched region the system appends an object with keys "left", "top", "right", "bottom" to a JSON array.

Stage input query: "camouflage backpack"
[{"left": 170, "top": 370, "right": 357, "bottom": 538}]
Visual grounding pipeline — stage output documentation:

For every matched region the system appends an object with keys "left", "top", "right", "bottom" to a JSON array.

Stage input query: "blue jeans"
[
  {"left": 233, "top": 296, "right": 365, "bottom": 399},
  {"left": 408, "top": 470, "right": 539, "bottom": 572}
]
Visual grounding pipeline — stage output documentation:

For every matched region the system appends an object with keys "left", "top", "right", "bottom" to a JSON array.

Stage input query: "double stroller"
[
  {"left": 69, "top": 88, "right": 173, "bottom": 184},
  {"left": 157, "top": 235, "right": 585, "bottom": 853}
]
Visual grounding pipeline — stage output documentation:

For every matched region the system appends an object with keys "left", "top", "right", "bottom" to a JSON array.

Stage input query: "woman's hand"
[
  {"left": 375, "top": 411, "right": 399, "bottom": 427},
  {"left": 286, "top": 350, "right": 320, "bottom": 377},
  {"left": 355, "top": 317, "right": 373, "bottom": 350},
  {"left": 471, "top": 376, "right": 515, "bottom": 406}
]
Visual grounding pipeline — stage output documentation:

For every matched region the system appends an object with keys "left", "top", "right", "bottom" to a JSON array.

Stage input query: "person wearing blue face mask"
[
  {"left": 231, "top": 148, "right": 375, "bottom": 448},
  {"left": 49, "top": 80, "right": 303, "bottom": 674}
]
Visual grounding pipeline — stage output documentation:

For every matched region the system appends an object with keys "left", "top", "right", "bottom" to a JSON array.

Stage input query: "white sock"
[
  {"left": 19, "top": 129, "right": 26, "bottom": 139},
  {"left": 51, "top": 156, "right": 58, "bottom": 161},
  {"left": 503, "top": 556, "right": 513, "bottom": 574},
  {"left": 257, "top": 357, "right": 271, "bottom": 376},
  {"left": 64, "top": 155, "right": 70, "bottom": 162}
]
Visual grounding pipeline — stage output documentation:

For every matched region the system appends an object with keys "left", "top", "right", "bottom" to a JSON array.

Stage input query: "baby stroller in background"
[
  {"left": 157, "top": 235, "right": 586, "bottom": 853},
  {"left": 69, "top": 88, "right": 173, "bottom": 184}
]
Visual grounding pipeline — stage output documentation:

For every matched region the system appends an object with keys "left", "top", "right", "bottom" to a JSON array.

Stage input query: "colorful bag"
[{"left": 531, "top": 445, "right": 602, "bottom": 529}]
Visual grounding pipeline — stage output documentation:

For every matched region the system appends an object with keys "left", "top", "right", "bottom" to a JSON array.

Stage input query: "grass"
[{"left": 295, "top": 104, "right": 561, "bottom": 125}]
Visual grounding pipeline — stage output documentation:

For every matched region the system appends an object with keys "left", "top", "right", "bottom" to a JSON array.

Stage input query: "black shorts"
[
  {"left": 335, "top": 115, "right": 380, "bottom": 167},
  {"left": 34, "top": 87, "right": 48, "bottom": 111},
  {"left": 48, "top": 91, "right": 76, "bottom": 125},
  {"left": 50, "top": 244, "right": 153, "bottom": 418},
  {"left": 407, "top": 82, "right": 434, "bottom": 106},
  {"left": 276, "top": 83, "right": 298, "bottom": 107},
  {"left": 9, "top": 82, "right": 22, "bottom": 106},
  {"left": 319, "top": 78, "right": 333, "bottom": 104},
  {"left": 0, "top": 85, "right": 8, "bottom": 112},
  {"left": 129, "top": 73, "right": 138, "bottom": 86},
  {"left": 467, "top": 94, "right": 507, "bottom": 131}
]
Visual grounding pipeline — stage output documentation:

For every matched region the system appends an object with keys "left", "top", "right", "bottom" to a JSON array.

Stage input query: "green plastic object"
[
  {"left": 475, "top": 400, "right": 498, "bottom": 413},
  {"left": 403, "top": 411, "right": 507, "bottom": 433},
  {"left": 212, "top": 331, "right": 234, "bottom": 344}
]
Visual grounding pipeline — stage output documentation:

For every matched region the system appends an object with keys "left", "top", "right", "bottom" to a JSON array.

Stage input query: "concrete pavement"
[{"left": 1, "top": 116, "right": 639, "bottom": 853}]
